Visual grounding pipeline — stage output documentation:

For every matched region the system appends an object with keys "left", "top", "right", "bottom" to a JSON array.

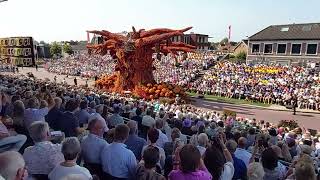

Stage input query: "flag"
[
  {"left": 228, "top": 25, "right": 231, "bottom": 42},
  {"left": 87, "top": 31, "right": 90, "bottom": 43}
]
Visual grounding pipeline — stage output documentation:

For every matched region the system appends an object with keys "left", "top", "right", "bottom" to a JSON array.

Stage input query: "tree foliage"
[
  {"left": 236, "top": 51, "right": 247, "bottom": 60},
  {"left": 50, "top": 42, "right": 62, "bottom": 57},
  {"left": 220, "top": 37, "right": 229, "bottom": 45},
  {"left": 63, "top": 43, "right": 73, "bottom": 55}
]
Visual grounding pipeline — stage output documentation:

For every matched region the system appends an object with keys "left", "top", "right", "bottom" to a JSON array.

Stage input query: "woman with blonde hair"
[{"left": 247, "top": 162, "right": 265, "bottom": 180}]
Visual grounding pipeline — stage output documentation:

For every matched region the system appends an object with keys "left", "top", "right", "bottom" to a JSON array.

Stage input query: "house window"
[
  {"left": 277, "top": 44, "right": 286, "bottom": 54},
  {"left": 264, "top": 44, "right": 273, "bottom": 54},
  {"left": 291, "top": 44, "right": 301, "bottom": 54},
  {"left": 306, "top": 44, "right": 318, "bottom": 55},
  {"left": 252, "top": 44, "right": 260, "bottom": 53}
]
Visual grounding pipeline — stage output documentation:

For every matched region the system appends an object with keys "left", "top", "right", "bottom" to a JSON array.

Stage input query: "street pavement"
[{"left": 192, "top": 98, "right": 320, "bottom": 130}]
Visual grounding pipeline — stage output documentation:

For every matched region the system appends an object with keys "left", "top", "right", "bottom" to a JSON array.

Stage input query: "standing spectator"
[
  {"left": 155, "top": 119, "right": 169, "bottom": 148},
  {"left": 247, "top": 162, "right": 265, "bottom": 180},
  {"left": 131, "top": 107, "right": 143, "bottom": 130},
  {"left": 164, "top": 128, "right": 181, "bottom": 157},
  {"left": 226, "top": 140, "right": 247, "bottom": 180},
  {"left": 142, "top": 128, "right": 166, "bottom": 170},
  {"left": 125, "top": 120, "right": 147, "bottom": 161},
  {"left": 204, "top": 136, "right": 234, "bottom": 180},
  {"left": 81, "top": 118, "right": 108, "bottom": 165},
  {"left": 0, "top": 151, "right": 28, "bottom": 180},
  {"left": 235, "top": 137, "right": 252, "bottom": 167},
  {"left": 0, "top": 118, "right": 26, "bottom": 153},
  {"left": 59, "top": 99, "right": 84, "bottom": 137},
  {"left": 136, "top": 146, "right": 166, "bottom": 180},
  {"left": 101, "top": 124, "right": 137, "bottom": 179},
  {"left": 46, "top": 97, "right": 64, "bottom": 130},
  {"left": 197, "top": 133, "right": 209, "bottom": 156},
  {"left": 11, "top": 100, "right": 26, "bottom": 132},
  {"left": 49, "top": 137, "right": 92, "bottom": 180},
  {"left": 107, "top": 106, "right": 124, "bottom": 128},
  {"left": 24, "top": 95, "right": 54, "bottom": 129},
  {"left": 261, "top": 148, "right": 283, "bottom": 180},
  {"left": 74, "top": 77, "right": 77, "bottom": 86},
  {"left": 168, "top": 144, "right": 212, "bottom": 180},
  {"left": 142, "top": 108, "right": 156, "bottom": 128},
  {"left": 23, "top": 121, "right": 64, "bottom": 176},
  {"left": 75, "top": 100, "right": 90, "bottom": 127}
]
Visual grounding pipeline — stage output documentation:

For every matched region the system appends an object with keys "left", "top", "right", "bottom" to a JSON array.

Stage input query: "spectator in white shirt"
[
  {"left": 23, "top": 121, "right": 64, "bottom": 176},
  {"left": 235, "top": 137, "right": 252, "bottom": 167},
  {"left": 49, "top": 137, "right": 92, "bottom": 180},
  {"left": 142, "top": 108, "right": 155, "bottom": 128},
  {"left": 197, "top": 133, "right": 208, "bottom": 156},
  {"left": 0, "top": 151, "right": 28, "bottom": 180}
]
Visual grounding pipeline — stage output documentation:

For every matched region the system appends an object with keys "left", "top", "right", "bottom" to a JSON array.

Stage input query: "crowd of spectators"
[
  {"left": 46, "top": 54, "right": 116, "bottom": 78},
  {"left": 153, "top": 53, "right": 215, "bottom": 86},
  {"left": 190, "top": 62, "right": 320, "bottom": 110},
  {"left": 0, "top": 73, "right": 319, "bottom": 180}
]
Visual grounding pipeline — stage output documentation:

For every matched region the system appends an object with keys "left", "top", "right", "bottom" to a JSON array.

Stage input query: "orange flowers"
[{"left": 134, "top": 82, "right": 186, "bottom": 100}]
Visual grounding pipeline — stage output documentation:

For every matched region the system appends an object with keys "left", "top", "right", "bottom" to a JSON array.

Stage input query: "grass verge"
[{"left": 187, "top": 92, "right": 271, "bottom": 107}]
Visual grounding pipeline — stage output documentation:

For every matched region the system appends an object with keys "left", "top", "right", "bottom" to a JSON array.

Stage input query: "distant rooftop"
[{"left": 249, "top": 23, "right": 320, "bottom": 40}]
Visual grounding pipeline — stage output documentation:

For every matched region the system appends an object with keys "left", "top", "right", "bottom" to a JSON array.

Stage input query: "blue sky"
[{"left": 0, "top": 0, "right": 319, "bottom": 42}]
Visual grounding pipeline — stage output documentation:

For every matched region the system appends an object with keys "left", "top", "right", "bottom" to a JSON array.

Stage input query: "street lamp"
[{"left": 246, "top": 35, "right": 250, "bottom": 65}]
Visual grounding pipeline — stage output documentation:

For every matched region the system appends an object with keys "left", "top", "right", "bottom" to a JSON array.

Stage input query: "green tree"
[
  {"left": 236, "top": 51, "right": 247, "bottom": 60},
  {"left": 63, "top": 43, "right": 73, "bottom": 55},
  {"left": 50, "top": 42, "right": 62, "bottom": 57},
  {"left": 220, "top": 37, "right": 229, "bottom": 45}
]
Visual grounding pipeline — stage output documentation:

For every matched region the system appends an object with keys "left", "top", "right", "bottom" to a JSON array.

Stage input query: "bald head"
[
  {"left": 238, "top": 137, "right": 248, "bottom": 149},
  {"left": 0, "top": 151, "right": 26, "bottom": 180},
  {"left": 127, "top": 120, "right": 137, "bottom": 135}
]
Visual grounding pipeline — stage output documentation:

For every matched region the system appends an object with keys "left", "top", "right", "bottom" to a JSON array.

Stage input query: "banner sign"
[{"left": 0, "top": 37, "right": 35, "bottom": 66}]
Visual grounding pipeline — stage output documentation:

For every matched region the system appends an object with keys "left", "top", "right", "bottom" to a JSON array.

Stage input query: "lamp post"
[{"left": 246, "top": 36, "right": 250, "bottom": 65}]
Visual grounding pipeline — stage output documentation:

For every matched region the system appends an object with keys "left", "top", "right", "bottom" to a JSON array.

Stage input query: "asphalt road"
[{"left": 192, "top": 98, "right": 320, "bottom": 130}]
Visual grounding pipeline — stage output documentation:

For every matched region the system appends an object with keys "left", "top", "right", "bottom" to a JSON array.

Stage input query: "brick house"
[
  {"left": 233, "top": 40, "right": 248, "bottom": 56},
  {"left": 171, "top": 33, "right": 210, "bottom": 51},
  {"left": 247, "top": 23, "right": 320, "bottom": 65}
]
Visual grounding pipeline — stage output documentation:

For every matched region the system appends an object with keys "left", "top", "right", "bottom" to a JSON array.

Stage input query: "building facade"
[
  {"left": 233, "top": 40, "right": 248, "bottom": 56},
  {"left": 171, "top": 33, "right": 210, "bottom": 51},
  {"left": 247, "top": 23, "right": 320, "bottom": 65}
]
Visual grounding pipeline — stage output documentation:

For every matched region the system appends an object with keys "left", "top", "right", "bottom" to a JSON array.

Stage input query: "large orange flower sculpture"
[{"left": 88, "top": 26, "right": 195, "bottom": 95}]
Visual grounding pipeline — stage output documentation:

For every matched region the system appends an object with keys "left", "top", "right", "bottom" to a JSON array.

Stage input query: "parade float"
[{"left": 87, "top": 26, "right": 195, "bottom": 100}]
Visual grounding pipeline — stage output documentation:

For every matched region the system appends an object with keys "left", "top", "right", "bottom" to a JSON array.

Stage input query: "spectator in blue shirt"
[
  {"left": 107, "top": 106, "right": 124, "bottom": 128},
  {"left": 226, "top": 139, "right": 247, "bottom": 180},
  {"left": 24, "top": 94, "right": 55, "bottom": 129},
  {"left": 101, "top": 124, "right": 137, "bottom": 179},
  {"left": 125, "top": 120, "right": 147, "bottom": 161},
  {"left": 75, "top": 100, "right": 90, "bottom": 127},
  {"left": 81, "top": 118, "right": 108, "bottom": 165}
]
